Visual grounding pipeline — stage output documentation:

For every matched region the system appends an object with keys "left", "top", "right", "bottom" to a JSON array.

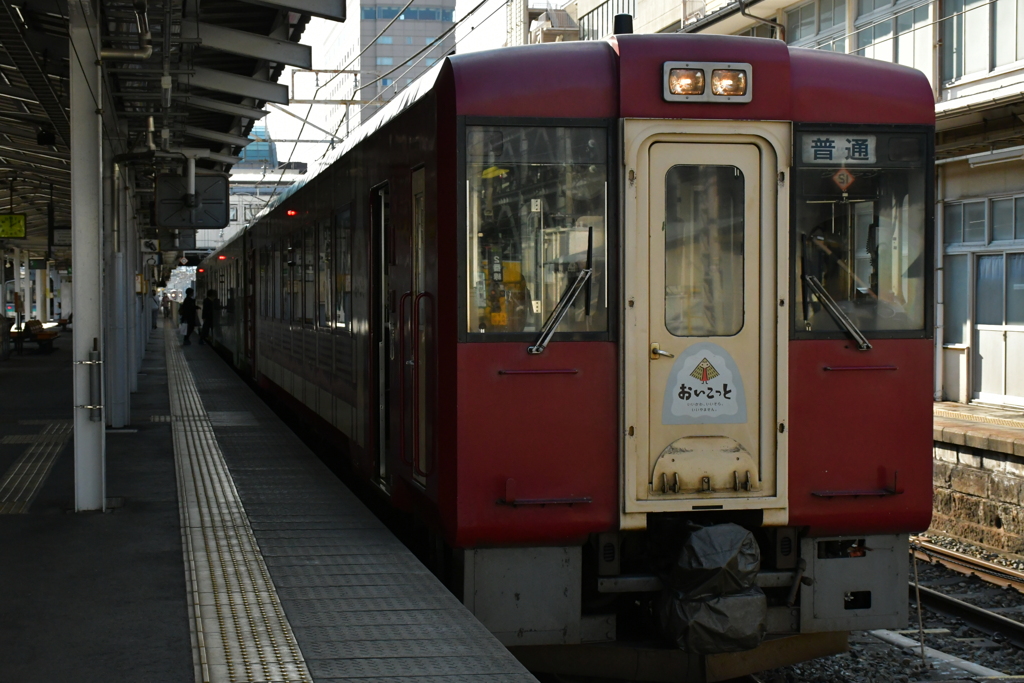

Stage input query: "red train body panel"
[{"left": 199, "top": 32, "right": 935, "bottom": 674}]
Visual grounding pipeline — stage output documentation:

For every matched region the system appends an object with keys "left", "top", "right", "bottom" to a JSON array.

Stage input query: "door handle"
[{"left": 651, "top": 343, "right": 674, "bottom": 360}]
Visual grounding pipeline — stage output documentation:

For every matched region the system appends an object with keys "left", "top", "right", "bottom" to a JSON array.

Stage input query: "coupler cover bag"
[{"left": 659, "top": 524, "right": 767, "bottom": 653}]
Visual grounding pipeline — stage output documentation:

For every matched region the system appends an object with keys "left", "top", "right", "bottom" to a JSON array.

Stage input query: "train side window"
[
  {"left": 334, "top": 206, "right": 353, "bottom": 332},
  {"left": 274, "top": 244, "right": 283, "bottom": 320},
  {"left": 466, "top": 125, "right": 608, "bottom": 336},
  {"left": 664, "top": 165, "right": 745, "bottom": 337},
  {"left": 290, "top": 236, "right": 302, "bottom": 323},
  {"left": 304, "top": 227, "right": 316, "bottom": 325},
  {"left": 318, "top": 222, "right": 332, "bottom": 328}
]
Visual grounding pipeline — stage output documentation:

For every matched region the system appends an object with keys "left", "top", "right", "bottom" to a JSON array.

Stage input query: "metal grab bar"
[
  {"left": 397, "top": 291, "right": 412, "bottom": 466},
  {"left": 413, "top": 291, "right": 434, "bottom": 478}
]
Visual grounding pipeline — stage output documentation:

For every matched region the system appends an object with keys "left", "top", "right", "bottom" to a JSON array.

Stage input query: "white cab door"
[{"left": 627, "top": 138, "right": 783, "bottom": 514}]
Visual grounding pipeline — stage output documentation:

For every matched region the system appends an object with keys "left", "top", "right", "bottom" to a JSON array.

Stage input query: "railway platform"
[{"left": 0, "top": 324, "right": 537, "bottom": 683}]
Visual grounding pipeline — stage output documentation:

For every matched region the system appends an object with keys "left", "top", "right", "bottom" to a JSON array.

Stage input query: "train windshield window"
[
  {"left": 794, "top": 142, "right": 927, "bottom": 334},
  {"left": 466, "top": 125, "right": 608, "bottom": 336}
]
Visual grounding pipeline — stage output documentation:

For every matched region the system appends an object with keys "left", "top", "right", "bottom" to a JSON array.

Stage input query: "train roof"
[{"left": 260, "top": 34, "right": 934, "bottom": 221}]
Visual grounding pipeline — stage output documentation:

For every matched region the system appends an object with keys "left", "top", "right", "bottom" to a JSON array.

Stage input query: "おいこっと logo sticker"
[{"left": 662, "top": 343, "right": 747, "bottom": 425}]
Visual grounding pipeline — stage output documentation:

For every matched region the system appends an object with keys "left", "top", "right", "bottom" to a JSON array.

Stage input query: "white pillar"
[
  {"left": 70, "top": 0, "right": 106, "bottom": 511},
  {"left": 34, "top": 268, "right": 44, "bottom": 322},
  {"left": 21, "top": 252, "right": 31, "bottom": 322},
  {"left": 12, "top": 247, "right": 22, "bottom": 325}
]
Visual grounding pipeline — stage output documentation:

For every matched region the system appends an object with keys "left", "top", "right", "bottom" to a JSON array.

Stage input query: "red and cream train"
[{"left": 199, "top": 32, "right": 934, "bottom": 679}]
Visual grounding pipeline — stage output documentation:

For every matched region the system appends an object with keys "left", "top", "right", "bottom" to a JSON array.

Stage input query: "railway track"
[{"left": 911, "top": 538, "right": 1024, "bottom": 650}]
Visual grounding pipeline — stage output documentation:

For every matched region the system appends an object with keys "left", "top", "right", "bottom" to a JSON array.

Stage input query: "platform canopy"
[{"left": 0, "top": 0, "right": 342, "bottom": 260}]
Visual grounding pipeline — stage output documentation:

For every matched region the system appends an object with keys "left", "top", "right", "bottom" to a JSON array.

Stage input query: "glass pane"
[
  {"left": 1016, "top": 198, "right": 1024, "bottom": 238},
  {"left": 945, "top": 254, "right": 969, "bottom": 344},
  {"left": 334, "top": 208, "right": 352, "bottom": 331},
  {"left": 800, "top": 4, "right": 815, "bottom": 37},
  {"left": 944, "top": 203, "right": 963, "bottom": 244},
  {"left": 833, "top": 0, "right": 846, "bottom": 26},
  {"left": 664, "top": 165, "right": 745, "bottom": 337},
  {"left": 317, "top": 223, "right": 331, "bottom": 327},
  {"left": 820, "top": 0, "right": 833, "bottom": 28},
  {"left": 964, "top": 202, "right": 986, "bottom": 242},
  {"left": 994, "top": 0, "right": 1017, "bottom": 66},
  {"left": 993, "top": 199, "right": 1014, "bottom": 241},
  {"left": 1008, "top": 254, "right": 1024, "bottom": 324},
  {"left": 794, "top": 155, "right": 928, "bottom": 332},
  {"left": 304, "top": 230, "right": 315, "bottom": 324},
  {"left": 467, "top": 126, "right": 608, "bottom": 335},
  {"left": 964, "top": 0, "right": 990, "bottom": 74},
  {"left": 976, "top": 255, "right": 1004, "bottom": 325}
]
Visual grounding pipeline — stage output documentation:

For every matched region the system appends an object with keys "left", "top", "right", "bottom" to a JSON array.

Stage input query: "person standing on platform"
[
  {"left": 161, "top": 292, "right": 171, "bottom": 318},
  {"left": 199, "top": 290, "right": 217, "bottom": 345},
  {"left": 179, "top": 288, "right": 198, "bottom": 346},
  {"left": 150, "top": 289, "right": 161, "bottom": 329}
]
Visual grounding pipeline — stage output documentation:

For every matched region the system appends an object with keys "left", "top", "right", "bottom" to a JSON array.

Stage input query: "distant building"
[{"left": 196, "top": 123, "right": 305, "bottom": 252}]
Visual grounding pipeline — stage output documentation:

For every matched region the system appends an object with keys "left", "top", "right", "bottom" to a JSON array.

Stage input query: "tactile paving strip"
[
  {"left": 165, "top": 328, "right": 313, "bottom": 683},
  {"left": 176, "top": 336, "right": 540, "bottom": 683},
  {"left": 0, "top": 421, "right": 73, "bottom": 514}
]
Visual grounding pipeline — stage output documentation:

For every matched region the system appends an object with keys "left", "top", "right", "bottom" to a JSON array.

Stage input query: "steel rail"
[
  {"left": 910, "top": 582, "right": 1024, "bottom": 650},
  {"left": 912, "top": 538, "right": 1024, "bottom": 593}
]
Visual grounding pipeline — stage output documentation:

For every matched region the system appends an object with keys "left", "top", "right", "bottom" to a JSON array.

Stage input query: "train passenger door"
[
  {"left": 624, "top": 131, "right": 783, "bottom": 516},
  {"left": 372, "top": 185, "right": 392, "bottom": 485}
]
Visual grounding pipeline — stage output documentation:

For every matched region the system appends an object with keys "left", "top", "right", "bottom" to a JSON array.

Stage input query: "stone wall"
[{"left": 932, "top": 419, "right": 1024, "bottom": 553}]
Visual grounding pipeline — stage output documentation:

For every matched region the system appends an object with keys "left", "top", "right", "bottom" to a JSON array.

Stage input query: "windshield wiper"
[
  {"left": 803, "top": 275, "right": 872, "bottom": 351},
  {"left": 528, "top": 226, "right": 593, "bottom": 355}
]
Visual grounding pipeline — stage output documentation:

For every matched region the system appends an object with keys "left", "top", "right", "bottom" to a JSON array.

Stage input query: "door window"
[
  {"left": 976, "top": 255, "right": 1004, "bottom": 325},
  {"left": 663, "top": 165, "right": 745, "bottom": 337}
]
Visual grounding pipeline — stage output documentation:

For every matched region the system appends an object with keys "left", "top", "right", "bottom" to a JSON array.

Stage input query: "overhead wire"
[{"left": 256, "top": 0, "right": 491, "bottom": 207}]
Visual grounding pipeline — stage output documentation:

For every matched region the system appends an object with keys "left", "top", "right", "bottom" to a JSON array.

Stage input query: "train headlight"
[
  {"left": 711, "top": 69, "right": 747, "bottom": 97},
  {"left": 663, "top": 62, "right": 752, "bottom": 103},
  {"left": 667, "top": 68, "right": 705, "bottom": 96}
]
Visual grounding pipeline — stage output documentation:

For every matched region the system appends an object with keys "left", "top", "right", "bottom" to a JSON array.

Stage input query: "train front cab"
[
  {"left": 621, "top": 113, "right": 932, "bottom": 629},
  {"left": 455, "top": 46, "right": 934, "bottom": 678}
]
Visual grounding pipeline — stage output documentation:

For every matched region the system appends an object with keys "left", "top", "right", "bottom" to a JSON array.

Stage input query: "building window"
[
  {"left": 738, "top": 24, "right": 775, "bottom": 39},
  {"left": 941, "top": 0, "right": 1024, "bottom": 81},
  {"left": 854, "top": 4, "right": 929, "bottom": 70},
  {"left": 406, "top": 36, "right": 414, "bottom": 44},
  {"left": 362, "top": 6, "right": 453, "bottom": 20},
  {"left": 857, "top": 0, "right": 889, "bottom": 17},
  {"left": 425, "top": 58, "right": 436, "bottom": 66},
  {"left": 382, "top": 78, "right": 393, "bottom": 86},
  {"left": 377, "top": 57, "right": 393, "bottom": 66},
  {"left": 229, "top": 205, "right": 238, "bottom": 221},
  {"left": 786, "top": 0, "right": 845, "bottom": 45},
  {"left": 944, "top": 200, "right": 987, "bottom": 244},
  {"left": 244, "top": 205, "right": 257, "bottom": 221},
  {"left": 944, "top": 254, "right": 969, "bottom": 344},
  {"left": 378, "top": 36, "right": 393, "bottom": 43}
]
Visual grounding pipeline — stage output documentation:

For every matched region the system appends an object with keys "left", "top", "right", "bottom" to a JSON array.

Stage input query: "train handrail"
[
  {"left": 397, "top": 291, "right": 413, "bottom": 466},
  {"left": 413, "top": 291, "right": 434, "bottom": 478}
]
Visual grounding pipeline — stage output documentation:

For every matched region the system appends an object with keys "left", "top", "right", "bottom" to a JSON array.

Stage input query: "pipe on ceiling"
[{"left": 100, "top": 1, "right": 153, "bottom": 61}]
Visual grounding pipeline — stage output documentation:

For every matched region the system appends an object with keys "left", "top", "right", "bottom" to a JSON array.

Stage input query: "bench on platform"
[
  {"left": 10, "top": 320, "right": 60, "bottom": 354},
  {"left": 57, "top": 313, "right": 72, "bottom": 331}
]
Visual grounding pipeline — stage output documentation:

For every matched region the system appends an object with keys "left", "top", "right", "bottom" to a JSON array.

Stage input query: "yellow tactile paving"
[{"left": 165, "top": 326, "right": 312, "bottom": 683}]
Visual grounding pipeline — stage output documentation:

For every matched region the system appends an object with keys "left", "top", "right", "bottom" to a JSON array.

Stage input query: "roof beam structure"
[
  {"left": 182, "top": 20, "right": 312, "bottom": 69},
  {"left": 182, "top": 67, "right": 290, "bottom": 105},
  {"left": 0, "top": 2, "right": 70, "bottom": 146},
  {"left": 184, "top": 94, "right": 268, "bottom": 119},
  {"left": 184, "top": 125, "right": 253, "bottom": 148},
  {"left": 240, "top": 0, "right": 345, "bottom": 22}
]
